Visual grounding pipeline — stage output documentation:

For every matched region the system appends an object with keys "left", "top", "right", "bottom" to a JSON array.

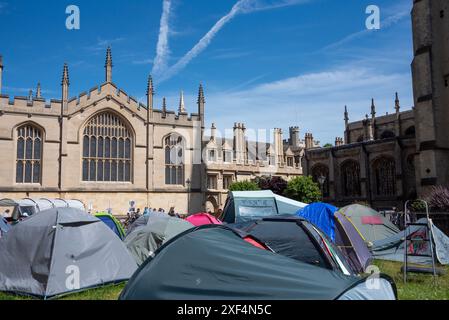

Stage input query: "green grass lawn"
[
  {"left": 373, "top": 260, "right": 449, "bottom": 300},
  {"left": 0, "top": 261, "right": 447, "bottom": 300}
]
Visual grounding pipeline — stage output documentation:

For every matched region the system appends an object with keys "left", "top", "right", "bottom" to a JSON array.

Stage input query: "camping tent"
[
  {"left": 95, "top": 213, "right": 126, "bottom": 240},
  {"left": 0, "top": 198, "right": 85, "bottom": 221},
  {"left": 186, "top": 213, "right": 223, "bottom": 226},
  {"left": 125, "top": 215, "right": 194, "bottom": 265},
  {"left": 222, "top": 191, "right": 307, "bottom": 224},
  {"left": 297, "top": 203, "right": 372, "bottom": 273},
  {"left": 230, "top": 216, "right": 354, "bottom": 275},
  {"left": 0, "top": 208, "right": 137, "bottom": 299},
  {"left": 120, "top": 225, "right": 397, "bottom": 300},
  {"left": 338, "top": 204, "right": 400, "bottom": 244},
  {"left": 372, "top": 218, "right": 449, "bottom": 265},
  {"left": 0, "top": 217, "right": 10, "bottom": 238},
  {"left": 125, "top": 211, "right": 167, "bottom": 236}
]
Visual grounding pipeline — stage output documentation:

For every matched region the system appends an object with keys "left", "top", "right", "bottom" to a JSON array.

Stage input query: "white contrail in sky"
[
  {"left": 152, "top": 0, "right": 172, "bottom": 77},
  {"left": 155, "top": 0, "right": 309, "bottom": 83},
  {"left": 156, "top": 0, "right": 250, "bottom": 83}
]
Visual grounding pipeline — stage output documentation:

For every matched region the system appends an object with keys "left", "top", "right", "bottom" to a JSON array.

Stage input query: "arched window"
[
  {"left": 380, "top": 130, "right": 395, "bottom": 139},
  {"left": 165, "top": 134, "right": 185, "bottom": 185},
  {"left": 404, "top": 126, "right": 416, "bottom": 138},
  {"left": 311, "top": 164, "right": 330, "bottom": 197},
  {"left": 16, "top": 124, "right": 42, "bottom": 184},
  {"left": 341, "top": 160, "right": 361, "bottom": 197},
  {"left": 372, "top": 157, "right": 396, "bottom": 196},
  {"left": 82, "top": 112, "right": 132, "bottom": 182}
]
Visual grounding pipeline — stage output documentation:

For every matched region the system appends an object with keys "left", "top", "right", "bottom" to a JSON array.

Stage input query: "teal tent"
[
  {"left": 222, "top": 191, "right": 307, "bottom": 223},
  {"left": 120, "top": 225, "right": 397, "bottom": 300}
]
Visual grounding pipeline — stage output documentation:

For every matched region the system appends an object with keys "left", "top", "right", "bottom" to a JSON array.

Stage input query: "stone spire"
[
  {"left": 146, "top": 75, "right": 154, "bottom": 112},
  {"left": 371, "top": 98, "right": 376, "bottom": 118},
  {"left": 0, "top": 55, "right": 3, "bottom": 95},
  {"left": 370, "top": 99, "right": 376, "bottom": 139},
  {"left": 36, "top": 83, "right": 42, "bottom": 98},
  {"left": 162, "top": 97, "right": 167, "bottom": 117},
  {"left": 344, "top": 105, "right": 349, "bottom": 127},
  {"left": 105, "top": 46, "right": 113, "bottom": 83},
  {"left": 395, "top": 92, "right": 400, "bottom": 113},
  {"left": 179, "top": 90, "right": 186, "bottom": 113},
  {"left": 61, "top": 63, "right": 70, "bottom": 110},
  {"left": 197, "top": 83, "right": 205, "bottom": 125}
]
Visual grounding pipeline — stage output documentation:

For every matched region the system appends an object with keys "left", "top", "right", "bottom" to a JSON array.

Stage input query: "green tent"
[
  {"left": 95, "top": 213, "right": 126, "bottom": 240},
  {"left": 120, "top": 225, "right": 397, "bottom": 300},
  {"left": 338, "top": 204, "right": 400, "bottom": 245}
]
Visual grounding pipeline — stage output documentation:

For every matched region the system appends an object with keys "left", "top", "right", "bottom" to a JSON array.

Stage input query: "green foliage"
[
  {"left": 254, "top": 176, "right": 288, "bottom": 195},
  {"left": 410, "top": 200, "right": 427, "bottom": 212},
  {"left": 284, "top": 176, "right": 322, "bottom": 204},
  {"left": 228, "top": 180, "right": 261, "bottom": 192},
  {"left": 323, "top": 143, "right": 333, "bottom": 148}
]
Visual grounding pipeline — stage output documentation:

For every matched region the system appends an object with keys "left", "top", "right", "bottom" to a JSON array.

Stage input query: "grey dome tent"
[
  {"left": 372, "top": 218, "right": 449, "bottom": 265},
  {"left": 125, "top": 215, "right": 194, "bottom": 265},
  {"left": 0, "top": 217, "right": 10, "bottom": 238},
  {"left": 0, "top": 208, "right": 137, "bottom": 299},
  {"left": 120, "top": 225, "right": 397, "bottom": 300},
  {"left": 229, "top": 216, "right": 355, "bottom": 275}
]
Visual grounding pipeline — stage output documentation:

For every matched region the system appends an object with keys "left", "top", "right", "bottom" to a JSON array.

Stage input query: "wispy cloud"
[
  {"left": 85, "top": 37, "right": 125, "bottom": 52},
  {"left": 322, "top": 4, "right": 411, "bottom": 51},
  {"left": 0, "top": 2, "right": 7, "bottom": 13},
  {"left": 132, "top": 58, "right": 154, "bottom": 65},
  {"left": 210, "top": 50, "right": 253, "bottom": 60},
  {"left": 156, "top": 0, "right": 310, "bottom": 83},
  {"left": 205, "top": 65, "right": 413, "bottom": 144},
  {"left": 152, "top": 0, "right": 172, "bottom": 77}
]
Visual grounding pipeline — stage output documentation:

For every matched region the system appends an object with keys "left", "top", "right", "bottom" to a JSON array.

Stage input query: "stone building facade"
[
  {"left": 304, "top": 0, "right": 448, "bottom": 210},
  {"left": 0, "top": 48, "right": 312, "bottom": 215}
]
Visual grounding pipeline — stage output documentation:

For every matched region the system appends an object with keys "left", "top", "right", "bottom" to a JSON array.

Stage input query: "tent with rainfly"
[
  {"left": 229, "top": 216, "right": 355, "bottom": 275},
  {"left": 222, "top": 191, "right": 307, "bottom": 224},
  {"left": 372, "top": 218, "right": 449, "bottom": 265},
  {"left": 0, "top": 208, "right": 137, "bottom": 299},
  {"left": 185, "top": 213, "right": 223, "bottom": 226},
  {"left": 125, "top": 215, "right": 194, "bottom": 266},
  {"left": 338, "top": 204, "right": 400, "bottom": 244},
  {"left": 0, "top": 217, "right": 10, "bottom": 238},
  {"left": 95, "top": 212, "right": 126, "bottom": 240},
  {"left": 297, "top": 203, "right": 372, "bottom": 274},
  {"left": 120, "top": 225, "right": 397, "bottom": 300}
]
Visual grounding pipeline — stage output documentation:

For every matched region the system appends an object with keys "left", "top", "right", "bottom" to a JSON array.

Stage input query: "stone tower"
[{"left": 412, "top": 0, "right": 449, "bottom": 194}]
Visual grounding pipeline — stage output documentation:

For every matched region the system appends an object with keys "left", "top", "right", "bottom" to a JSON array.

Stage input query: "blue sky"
[{"left": 0, "top": 0, "right": 414, "bottom": 144}]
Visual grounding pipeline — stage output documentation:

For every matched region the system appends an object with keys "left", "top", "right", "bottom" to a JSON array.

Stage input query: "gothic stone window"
[
  {"left": 16, "top": 124, "right": 42, "bottom": 184},
  {"left": 82, "top": 112, "right": 132, "bottom": 182},
  {"left": 311, "top": 164, "right": 330, "bottom": 197},
  {"left": 165, "top": 134, "right": 185, "bottom": 185},
  {"left": 341, "top": 160, "right": 361, "bottom": 197},
  {"left": 373, "top": 157, "right": 396, "bottom": 197}
]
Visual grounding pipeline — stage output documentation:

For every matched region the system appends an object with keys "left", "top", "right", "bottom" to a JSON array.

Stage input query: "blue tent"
[
  {"left": 297, "top": 203, "right": 339, "bottom": 241},
  {"left": 95, "top": 213, "right": 126, "bottom": 240},
  {"left": 0, "top": 217, "right": 11, "bottom": 238}
]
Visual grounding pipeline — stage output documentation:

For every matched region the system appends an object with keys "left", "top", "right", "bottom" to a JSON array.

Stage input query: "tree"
[
  {"left": 228, "top": 180, "right": 261, "bottom": 192},
  {"left": 284, "top": 176, "right": 322, "bottom": 204},
  {"left": 254, "top": 176, "right": 288, "bottom": 195},
  {"left": 426, "top": 186, "right": 449, "bottom": 212},
  {"left": 323, "top": 143, "right": 333, "bottom": 148}
]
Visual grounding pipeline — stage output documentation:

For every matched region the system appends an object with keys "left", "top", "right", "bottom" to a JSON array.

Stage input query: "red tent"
[{"left": 186, "top": 213, "right": 223, "bottom": 227}]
